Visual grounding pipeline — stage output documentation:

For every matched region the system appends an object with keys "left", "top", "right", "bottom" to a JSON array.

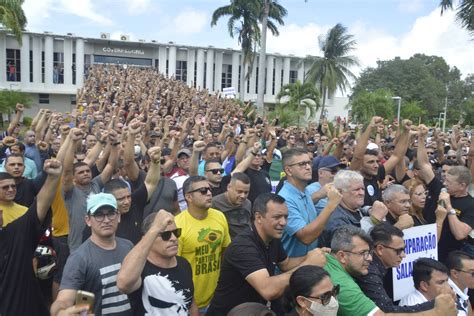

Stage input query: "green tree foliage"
[
  {"left": 304, "top": 23, "right": 359, "bottom": 120},
  {"left": 352, "top": 54, "right": 471, "bottom": 125},
  {"left": 440, "top": 0, "right": 474, "bottom": 35},
  {"left": 0, "top": 0, "right": 27, "bottom": 44},
  {"left": 400, "top": 100, "right": 427, "bottom": 123},
  {"left": 276, "top": 80, "right": 320, "bottom": 126},
  {"left": 348, "top": 89, "right": 394, "bottom": 124},
  {"left": 0, "top": 89, "right": 31, "bottom": 113}
]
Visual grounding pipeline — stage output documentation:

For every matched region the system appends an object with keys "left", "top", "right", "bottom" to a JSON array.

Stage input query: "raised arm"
[
  {"left": 37, "top": 159, "right": 63, "bottom": 223},
  {"left": 61, "top": 128, "right": 83, "bottom": 193},
  {"left": 417, "top": 125, "right": 436, "bottom": 184},
  {"left": 7, "top": 103, "right": 24, "bottom": 135},
  {"left": 83, "top": 133, "right": 106, "bottom": 168},
  {"left": 350, "top": 116, "right": 382, "bottom": 171},
  {"left": 124, "top": 119, "right": 142, "bottom": 182},
  {"left": 144, "top": 146, "right": 162, "bottom": 201},
  {"left": 99, "top": 130, "right": 119, "bottom": 185},
  {"left": 382, "top": 120, "right": 411, "bottom": 175},
  {"left": 189, "top": 141, "right": 205, "bottom": 176},
  {"left": 232, "top": 142, "right": 261, "bottom": 175}
]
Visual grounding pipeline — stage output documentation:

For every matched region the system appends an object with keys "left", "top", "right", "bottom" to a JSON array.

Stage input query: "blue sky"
[{"left": 23, "top": 0, "right": 474, "bottom": 77}]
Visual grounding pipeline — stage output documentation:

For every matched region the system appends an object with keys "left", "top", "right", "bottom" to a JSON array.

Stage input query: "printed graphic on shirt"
[
  {"left": 195, "top": 227, "right": 224, "bottom": 275},
  {"left": 142, "top": 273, "right": 192, "bottom": 315},
  {"left": 100, "top": 263, "right": 131, "bottom": 315}
]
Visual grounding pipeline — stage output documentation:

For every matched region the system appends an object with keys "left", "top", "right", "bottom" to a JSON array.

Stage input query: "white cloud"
[
  {"left": 171, "top": 10, "right": 208, "bottom": 35},
  {"left": 123, "top": 0, "right": 153, "bottom": 15},
  {"left": 58, "top": 0, "right": 114, "bottom": 26},
  {"left": 23, "top": 0, "right": 54, "bottom": 31},
  {"left": 266, "top": 8, "right": 474, "bottom": 79},
  {"left": 398, "top": 0, "right": 424, "bottom": 13}
]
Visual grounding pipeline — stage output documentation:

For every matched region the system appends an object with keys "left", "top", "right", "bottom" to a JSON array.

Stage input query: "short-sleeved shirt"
[
  {"left": 306, "top": 181, "right": 327, "bottom": 215},
  {"left": 278, "top": 181, "right": 318, "bottom": 257},
  {"left": 206, "top": 227, "right": 287, "bottom": 315},
  {"left": 212, "top": 193, "right": 252, "bottom": 239},
  {"left": 0, "top": 204, "right": 50, "bottom": 316},
  {"left": 175, "top": 208, "right": 231, "bottom": 308},
  {"left": 1, "top": 201, "right": 28, "bottom": 227},
  {"left": 364, "top": 165, "right": 385, "bottom": 207},
  {"left": 324, "top": 254, "right": 379, "bottom": 316},
  {"left": 129, "top": 256, "right": 194, "bottom": 315},
  {"left": 245, "top": 168, "right": 272, "bottom": 203},
  {"left": 60, "top": 238, "right": 133, "bottom": 316}
]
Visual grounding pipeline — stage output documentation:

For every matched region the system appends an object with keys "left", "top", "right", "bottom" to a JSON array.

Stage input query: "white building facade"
[{"left": 0, "top": 31, "right": 349, "bottom": 121}]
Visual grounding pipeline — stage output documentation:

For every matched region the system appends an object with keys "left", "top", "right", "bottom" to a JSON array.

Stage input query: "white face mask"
[{"left": 305, "top": 296, "right": 339, "bottom": 316}]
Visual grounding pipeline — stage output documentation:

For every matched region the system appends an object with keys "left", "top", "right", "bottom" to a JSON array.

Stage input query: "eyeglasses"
[
  {"left": 381, "top": 244, "right": 405, "bottom": 255},
  {"left": 288, "top": 160, "right": 312, "bottom": 168},
  {"left": 413, "top": 190, "right": 429, "bottom": 197},
  {"left": 343, "top": 249, "right": 373, "bottom": 260},
  {"left": 92, "top": 211, "right": 118, "bottom": 222},
  {"left": 206, "top": 168, "right": 224, "bottom": 175},
  {"left": 456, "top": 269, "right": 474, "bottom": 277},
  {"left": 307, "top": 284, "right": 340, "bottom": 306},
  {"left": 159, "top": 228, "right": 182, "bottom": 241},
  {"left": 188, "top": 187, "right": 212, "bottom": 195},
  {"left": 0, "top": 184, "right": 16, "bottom": 190},
  {"left": 447, "top": 156, "right": 457, "bottom": 160}
]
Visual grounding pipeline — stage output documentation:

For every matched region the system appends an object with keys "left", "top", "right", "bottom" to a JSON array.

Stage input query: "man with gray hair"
[
  {"left": 382, "top": 184, "right": 415, "bottom": 230},
  {"left": 319, "top": 170, "right": 388, "bottom": 247}
]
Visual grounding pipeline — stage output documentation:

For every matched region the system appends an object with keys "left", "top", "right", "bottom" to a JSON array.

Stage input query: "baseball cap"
[
  {"left": 318, "top": 155, "right": 345, "bottom": 169},
  {"left": 367, "top": 143, "right": 379, "bottom": 150},
  {"left": 177, "top": 148, "right": 192, "bottom": 157},
  {"left": 87, "top": 193, "right": 117, "bottom": 215}
]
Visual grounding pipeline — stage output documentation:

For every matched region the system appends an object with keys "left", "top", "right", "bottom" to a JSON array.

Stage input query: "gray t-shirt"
[
  {"left": 60, "top": 237, "right": 133, "bottom": 316},
  {"left": 212, "top": 193, "right": 252, "bottom": 238},
  {"left": 64, "top": 175, "right": 103, "bottom": 251},
  {"left": 133, "top": 170, "right": 177, "bottom": 217}
]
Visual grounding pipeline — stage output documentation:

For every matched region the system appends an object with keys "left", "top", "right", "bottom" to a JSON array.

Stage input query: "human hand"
[
  {"left": 371, "top": 201, "right": 389, "bottom": 222},
  {"left": 148, "top": 146, "right": 162, "bottom": 164},
  {"left": 303, "top": 248, "right": 327, "bottom": 267},
  {"left": 151, "top": 210, "right": 175, "bottom": 235},
  {"left": 433, "top": 293, "right": 457, "bottom": 316},
  {"left": 326, "top": 184, "right": 342, "bottom": 206},
  {"left": 43, "top": 159, "right": 62, "bottom": 177},
  {"left": 193, "top": 140, "right": 206, "bottom": 153},
  {"left": 435, "top": 205, "right": 448, "bottom": 222},
  {"left": 395, "top": 214, "right": 414, "bottom": 230}
]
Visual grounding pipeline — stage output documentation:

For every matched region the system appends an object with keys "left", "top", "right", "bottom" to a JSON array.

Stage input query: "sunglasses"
[
  {"left": 206, "top": 168, "right": 224, "bottom": 175},
  {"left": 381, "top": 244, "right": 405, "bottom": 255},
  {"left": 159, "top": 228, "right": 182, "bottom": 241},
  {"left": 307, "top": 284, "right": 340, "bottom": 306},
  {"left": 188, "top": 187, "right": 212, "bottom": 195},
  {"left": 447, "top": 156, "right": 457, "bottom": 160},
  {"left": 0, "top": 184, "right": 16, "bottom": 191}
]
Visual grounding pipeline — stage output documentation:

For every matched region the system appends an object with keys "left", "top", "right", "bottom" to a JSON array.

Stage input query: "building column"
[
  {"left": 274, "top": 57, "right": 282, "bottom": 96},
  {"left": 249, "top": 57, "right": 257, "bottom": 95},
  {"left": 297, "top": 60, "right": 305, "bottom": 83},
  {"left": 214, "top": 51, "right": 223, "bottom": 93},
  {"left": 0, "top": 34, "right": 5, "bottom": 83},
  {"left": 44, "top": 36, "right": 53, "bottom": 85},
  {"left": 75, "top": 38, "right": 84, "bottom": 87},
  {"left": 283, "top": 57, "right": 290, "bottom": 86},
  {"left": 20, "top": 34, "right": 29, "bottom": 85},
  {"left": 158, "top": 46, "right": 167, "bottom": 75},
  {"left": 266, "top": 56, "right": 274, "bottom": 96},
  {"left": 32, "top": 37, "right": 41, "bottom": 84},
  {"left": 205, "top": 48, "right": 214, "bottom": 91},
  {"left": 168, "top": 46, "right": 176, "bottom": 78},
  {"left": 196, "top": 49, "right": 204, "bottom": 90},
  {"left": 63, "top": 38, "right": 73, "bottom": 85},
  {"left": 231, "top": 52, "right": 239, "bottom": 90},
  {"left": 186, "top": 49, "right": 195, "bottom": 87}
]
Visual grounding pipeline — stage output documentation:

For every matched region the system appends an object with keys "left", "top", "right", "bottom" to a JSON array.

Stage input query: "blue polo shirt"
[
  {"left": 306, "top": 181, "right": 328, "bottom": 215},
  {"left": 278, "top": 181, "right": 318, "bottom": 257}
]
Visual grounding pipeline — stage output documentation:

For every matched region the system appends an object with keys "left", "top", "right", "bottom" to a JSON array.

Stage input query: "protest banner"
[{"left": 392, "top": 224, "right": 438, "bottom": 301}]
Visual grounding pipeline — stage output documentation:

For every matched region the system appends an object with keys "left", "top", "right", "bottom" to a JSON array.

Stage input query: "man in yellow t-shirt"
[
  {"left": 0, "top": 172, "right": 27, "bottom": 226},
  {"left": 176, "top": 176, "right": 231, "bottom": 312}
]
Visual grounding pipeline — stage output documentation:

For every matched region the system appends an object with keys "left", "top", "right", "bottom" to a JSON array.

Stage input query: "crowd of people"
[{"left": 1, "top": 64, "right": 474, "bottom": 316}]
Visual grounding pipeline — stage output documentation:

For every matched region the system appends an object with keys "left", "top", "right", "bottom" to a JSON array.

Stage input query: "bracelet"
[
  {"left": 152, "top": 159, "right": 160, "bottom": 164},
  {"left": 370, "top": 215, "right": 381, "bottom": 225},
  {"left": 111, "top": 142, "right": 120, "bottom": 146},
  {"left": 250, "top": 151, "right": 257, "bottom": 156}
]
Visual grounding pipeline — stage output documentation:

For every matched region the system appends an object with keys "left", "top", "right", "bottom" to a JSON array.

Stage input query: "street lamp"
[{"left": 392, "top": 96, "right": 402, "bottom": 123}]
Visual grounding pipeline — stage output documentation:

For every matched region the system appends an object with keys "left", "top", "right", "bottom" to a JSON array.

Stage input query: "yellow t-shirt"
[
  {"left": 52, "top": 179, "right": 69, "bottom": 237},
  {"left": 175, "top": 208, "right": 231, "bottom": 308},
  {"left": 1, "top": 202, "right": 28, "bottom": 227}
]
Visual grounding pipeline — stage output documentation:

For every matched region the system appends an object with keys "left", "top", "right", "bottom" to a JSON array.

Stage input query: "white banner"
[{"left": 392, "top": 224, "right": 438, "bottom": 301}]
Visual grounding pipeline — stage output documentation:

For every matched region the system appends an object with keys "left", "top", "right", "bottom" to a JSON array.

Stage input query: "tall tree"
[
  {"left": 304, "top": 23, "right": 359, "bottom": 121},
  {"left": 211, "top": 0, "right": 261, "bottom": 102},
  {"left": 0, "top": 0, "right": 27, "bottom": 44},
  {"left": 440, "top": 0, "right": 474, "bottom": 35},
  {"left": 276, "top": 80, "right": 320, "bottom": 126},
  {"left": 256, "top": 0, "right": 287, "bottom": 112}
]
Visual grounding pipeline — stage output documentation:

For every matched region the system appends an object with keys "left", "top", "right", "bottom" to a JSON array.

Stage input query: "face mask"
[{"left": 305, "top": 296, "right": 339, "bottom": 316}]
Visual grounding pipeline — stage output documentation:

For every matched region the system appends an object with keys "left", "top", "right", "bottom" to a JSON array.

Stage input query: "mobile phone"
[{"left": 75, "top": 290, "right": 95, "bottom": 313}]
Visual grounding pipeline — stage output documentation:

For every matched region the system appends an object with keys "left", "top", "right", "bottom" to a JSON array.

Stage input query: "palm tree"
[
  {"left": 440, "top": 0, "right": 474, "bottom": 34},
  {"left": 0, "top": 0, "right": 27, "bottom": 44},
  {"left": 256, "top": 0, "right": 287, "bottom": 112},
  {"left": 211, "top": 0, "right": 261, "bottom": 102},
  {"left": 304, "top": 23, "right": 359, "bottom": 121},
  {"left": 276, "top": 80, "right": 320, "bottom": 126}
]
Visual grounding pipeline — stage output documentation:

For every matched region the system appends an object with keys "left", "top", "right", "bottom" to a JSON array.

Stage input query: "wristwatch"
[{"left": 448, "top": 209, "right": 457, "bottom": 216}]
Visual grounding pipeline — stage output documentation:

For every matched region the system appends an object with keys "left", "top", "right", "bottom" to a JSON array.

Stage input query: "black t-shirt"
[
  {"left": 422, "top": 176, "right": 443, "bottom": 224},
  {"left": 438, "top": 194, "right": 474, "bottom": 261},
  {"left": 245, "top": 168, "right": 272, "bottom": 203},
  {"left": 129, "top": 256, "right": 194, "bottom": 316},
  {"left": 15, "top": 173, "right": 47, "bottom": 207},
  {"left": 364, "top": 165, "right": 385, "bottom": 206},
  {"left": 206, "top": 228, "right": 287, "bottom": 315},
  {"left": 0, "top": 204, "right": 50, "bottom": 316},
  {"left": 82, "top": 183, "right": 148, "bottom": 245}
]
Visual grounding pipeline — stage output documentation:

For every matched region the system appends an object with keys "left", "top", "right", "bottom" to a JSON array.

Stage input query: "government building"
[{"left": 0, "top": 30, "right": 349, "bottom": 119}]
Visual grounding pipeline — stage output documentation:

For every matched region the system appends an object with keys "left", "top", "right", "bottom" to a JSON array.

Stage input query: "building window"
[
  {"left": 203, "top": 62, "right": 207, "bottom": 89},
  {"left": 41, "top": 51, "right": 45, "bottom": 83},
  {"left": 39, "top": 94, "right": 50, "bottom": 104},
  {"left": 281, "top": 69, "right": 284, "bottom": 89},
  {"left": 238, "top": 65, "right": 241, "bottom": 93},
  {"left": 175, "top": 60, "right": 187, "bottom": 82},
  {"left": 194, "top": 62, "right": 197, "bottom": 88},
  {"left": 221, "top": 64, "right": 232, "bottom": 90},
  {"left": 29, "top": 50, "right": 33, "bottom": 83},
  {"left": 166, "top": 60, "right": 169, "bottom": 76},
  {"left": 255, "top": 67, "right": 259, "bottom": 94},
  {"left": 6, "top": 49, "right": 20, "bottom": 82},
  {"left": 72, "top": 53, "right": 76, "bottom": 85},
  {"left": 289, "top": 70, "right": 297, "bottom": 84},
  {"left": 154, "top": 59, "right": 159, "bottom": 69},
  {"left": 272, "top": 68, "right": 276, "bottom": 95},
  {"left": 53, "top": 52, "right": 64, "bottom": 84},
  {"left": 70, "top": 95, "right": 76, "bottom": 105}
]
